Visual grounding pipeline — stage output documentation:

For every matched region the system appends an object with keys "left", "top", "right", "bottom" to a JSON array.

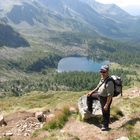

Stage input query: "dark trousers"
[{"left": 87, "top": 93, "right": 112, "bottom": 128}]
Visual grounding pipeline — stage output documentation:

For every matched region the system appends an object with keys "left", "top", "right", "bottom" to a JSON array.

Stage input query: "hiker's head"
[{"left": 100, "top": 65, "right": 109, "bottom": 78}]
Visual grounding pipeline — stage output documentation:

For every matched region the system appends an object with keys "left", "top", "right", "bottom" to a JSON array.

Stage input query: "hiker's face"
[{"left": 100, "top": 70, "right": 108, "bottom": 78}]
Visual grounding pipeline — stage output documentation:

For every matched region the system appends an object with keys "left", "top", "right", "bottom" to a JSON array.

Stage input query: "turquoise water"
[{"left": 57, "top": 57, "right": 110, "bottom": 72}]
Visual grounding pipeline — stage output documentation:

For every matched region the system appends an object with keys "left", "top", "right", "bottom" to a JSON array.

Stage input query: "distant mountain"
[
  {"left": 0, "top": 0, "right": 140, "bottom": 47},
  {"left": 0, "top": 0, "right": 140, "bottom": 82},
  {"left": 79, "top": 0, "right": 130, "bottom": 19},
  {"left": 37, "top": 0, "right": 131, "bottom": 38},
  {"left": 7, "top": 2, "right": 41, "bottom": 25}
]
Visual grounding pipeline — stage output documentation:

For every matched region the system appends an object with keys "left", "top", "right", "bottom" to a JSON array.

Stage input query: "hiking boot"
[
  {"left": 101, "top": 126, "right": 109, "bottom": 131},
  {"left": 81, "top": 110, "right": 94, "bottom": 120},
  {"left": 84, "top": 110, "right": 92, "bottom": 114}
]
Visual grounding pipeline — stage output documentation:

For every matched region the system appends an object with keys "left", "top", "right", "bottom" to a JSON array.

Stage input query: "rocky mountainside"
[
  {"left": 0, "top": 0, "right": 140, "bottom": 81},
  {"left": 0, "top": 0, "right": 140, "bottom": 41}
]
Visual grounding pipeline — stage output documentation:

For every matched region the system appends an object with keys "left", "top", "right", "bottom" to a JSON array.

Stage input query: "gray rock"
[
  {"left": 0, "top": 115, "right": 6, "bottom": 126},
  {"left": 4, "top": 132, "right": 13, "bottom": 136},
  {"left": 116, "top": 136, "right": 129, "bottom": 140},
  {"left": 35, "top": 111, "right": 45, "bottom": 122},
  {"left": 78, "top": 95, "right": 101, "bottom": 120}
]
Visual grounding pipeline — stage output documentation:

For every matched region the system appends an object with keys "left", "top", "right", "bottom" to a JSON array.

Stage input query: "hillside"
[
  {"left": 0, "top": 23, "right": 29, "bottom": 48},
  {"left": 1, "top": 0, "right": 140, "bottom": 39},
  {"left": 0, "top": 0, "right": 140, "bottom": 75},
  {"left": 0, "top": 87, "right": 140, "bottom": 140}
]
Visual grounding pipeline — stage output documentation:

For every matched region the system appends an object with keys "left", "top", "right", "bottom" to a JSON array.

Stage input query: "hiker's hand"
[
  {"left": 104, "top": 104, "right": 108, "bottom": 111},
  {"left": 86, "top": 92, "right": 93, "bottom": 96}
]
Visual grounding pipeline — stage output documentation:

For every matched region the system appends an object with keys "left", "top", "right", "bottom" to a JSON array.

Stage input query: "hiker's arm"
[
  {"left": 104, "top": 96, "right": 112, "bottom": 111},
  {"left": 104, "top": 81, "right": 114, "bottom": 111}
]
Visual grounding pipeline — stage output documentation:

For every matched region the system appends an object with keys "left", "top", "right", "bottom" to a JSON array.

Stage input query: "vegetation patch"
[
  {"left": 111, "top": 106, "right": 124, "bottom": 122},
  {"left": 32, "top": 129, "right": 42, "bottom": 137},
  {"left": 129, "top": 136, "right": 140, "bottom": 140},
  {"left": 0, "top": 91, "right": 84, "bottom": 113},
  {"left": 119, "top": 97, "right": 140, "bottom": 115},
  {"left": 114, "top": 97, "right": 140, "bottom": 137},
  {"left": 43, "top": 107, "right": 71, "bottom": 130},
  {"left": 41, "top": 130, "right": 80, "bottom": 140},
  {"left": 0, "top": 137, "right": 10, "bottom": 140}
]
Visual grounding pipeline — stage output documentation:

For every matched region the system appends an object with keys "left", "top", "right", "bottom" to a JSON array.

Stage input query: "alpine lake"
[{"left": 57, "top": 57, "right": 110, "bottom": 72}]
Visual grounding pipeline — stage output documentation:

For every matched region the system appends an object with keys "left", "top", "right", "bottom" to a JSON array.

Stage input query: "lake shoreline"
[{"left": 57, "top": 57, "right": 110, "bottom": 73}]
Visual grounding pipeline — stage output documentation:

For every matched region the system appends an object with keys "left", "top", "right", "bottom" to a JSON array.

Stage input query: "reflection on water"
[{"left": 57, "top": 57, "right": 110, "bottom": 72}]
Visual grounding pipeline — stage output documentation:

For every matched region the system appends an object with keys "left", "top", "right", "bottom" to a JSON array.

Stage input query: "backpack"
[{"left": 106, "top": 75, "right": 122, "bottom": 97}]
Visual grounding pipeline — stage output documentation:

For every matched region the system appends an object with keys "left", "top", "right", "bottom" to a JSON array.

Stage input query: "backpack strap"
[{"left": 96, "top": 76, "right": 110, "bottom": 90}]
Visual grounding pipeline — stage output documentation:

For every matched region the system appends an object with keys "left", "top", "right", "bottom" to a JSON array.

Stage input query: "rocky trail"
[{"left": 0, "top": 111, "right": 42, "bottom": 140}]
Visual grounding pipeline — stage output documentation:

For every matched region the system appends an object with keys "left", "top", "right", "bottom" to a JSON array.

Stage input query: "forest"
[{"left": 0, "top": 68, "right": 138, "bottom": 97}]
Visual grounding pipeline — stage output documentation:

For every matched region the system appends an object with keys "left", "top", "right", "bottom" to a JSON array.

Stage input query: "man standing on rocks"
[{"left": 86, "top": 65, "right": 114, "bottom": 131}]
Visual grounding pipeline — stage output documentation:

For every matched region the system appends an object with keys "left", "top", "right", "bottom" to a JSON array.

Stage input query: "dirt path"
[{"left": 63, "top": 116, "right": 129, "bottom": 140}]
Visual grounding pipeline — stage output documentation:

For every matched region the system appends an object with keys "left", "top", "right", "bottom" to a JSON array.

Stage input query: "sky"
[{"left": 96, "top": 0, "right": 140, "bottom": 7}]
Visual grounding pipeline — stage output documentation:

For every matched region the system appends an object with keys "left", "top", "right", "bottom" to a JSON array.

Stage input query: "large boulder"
[{"left": 78, "top": 95, "right": 101, "bottom": 120}]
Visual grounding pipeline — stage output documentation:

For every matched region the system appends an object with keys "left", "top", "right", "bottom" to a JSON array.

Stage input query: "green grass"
[
  {"left": 0, "top": 137, "right": 10, "bottom": 140},
  {"left": 32, "top": 129, "right": 42, "bottom": 137},
  {"left": 129, "top": 136, "right": 140, "bottom": 140},
  {"left": 0, "top": 91, "right": 85, "bottom": 113},
  {"left": 111, "top": 106, "right": 124, "bottom": 121},
  {"left": 113, "top": 96, "right": 140, "bottom": 137},
  {"left": 118, "top": 97, "right": 140, "bottom": 115}
]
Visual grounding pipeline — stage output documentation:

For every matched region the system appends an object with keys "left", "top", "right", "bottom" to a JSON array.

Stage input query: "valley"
[{"left": 0, "top": 0, "right": 140, "bottom": 139}]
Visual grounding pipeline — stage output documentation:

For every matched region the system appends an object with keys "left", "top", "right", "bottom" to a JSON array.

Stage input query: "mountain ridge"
[
  {"left": 0, "top": 0, "right": 140, "bottom": 76},
  {"left": 0, "top": 0, "right": 140, "bottom": 40}
]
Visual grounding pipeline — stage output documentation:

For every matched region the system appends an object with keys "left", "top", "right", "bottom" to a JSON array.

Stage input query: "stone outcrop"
[
  {"left": 35, "top": 111, "right": 45, "bottom": 122},
  {"left": 8, "top": 117, "right": 41, "bottom": 137},
  {"left": 0, "top": 115, "right": 7, "bottom": 126},
  {"left": 116, "top": 136, "right": 129, "bottom": 140}
]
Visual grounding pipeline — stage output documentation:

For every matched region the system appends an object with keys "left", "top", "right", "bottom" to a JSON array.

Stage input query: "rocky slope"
[{"left": 0, "top": 0, "right": 140, "bottom": 40}]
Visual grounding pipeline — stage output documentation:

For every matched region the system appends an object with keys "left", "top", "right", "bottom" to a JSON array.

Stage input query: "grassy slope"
[
  {"left": 111, "top": 63, "right": 140, "bottom": 88},
  {"left": 0, "top": 89, "right": 140, "bottom": 139},
  {"left": 0, "top": 91, "right": 85, "bottom": 114}
]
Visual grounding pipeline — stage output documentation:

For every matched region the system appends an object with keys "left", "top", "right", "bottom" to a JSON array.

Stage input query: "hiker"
[{"left": 86, "top": 65, "right": 114, "bottom": 131}]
